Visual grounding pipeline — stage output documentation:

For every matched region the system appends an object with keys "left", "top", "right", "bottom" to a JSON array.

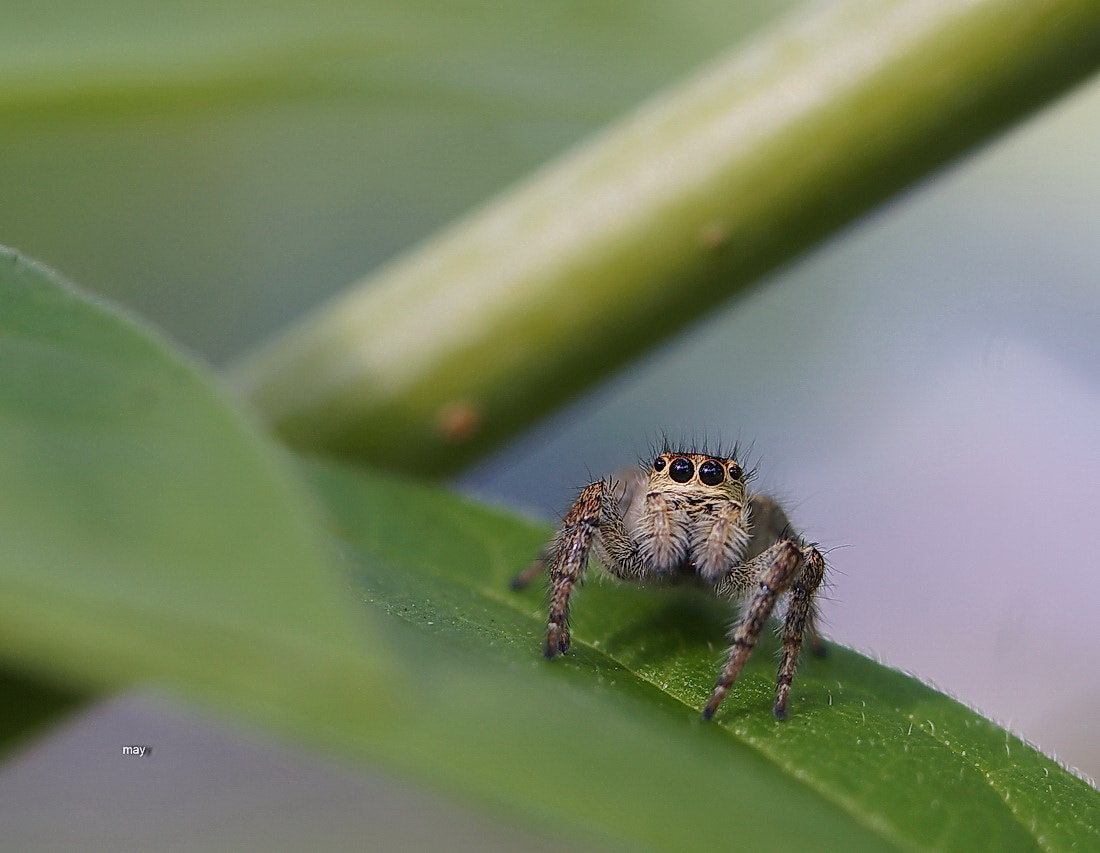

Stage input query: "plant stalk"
[{"left": 229, "top": 0, "right": 1100, "bottom": 476}]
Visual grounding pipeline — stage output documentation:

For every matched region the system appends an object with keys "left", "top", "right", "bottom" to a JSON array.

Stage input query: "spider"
[{"left": 511, "top": 448, "right": 827, "bottom": 720}]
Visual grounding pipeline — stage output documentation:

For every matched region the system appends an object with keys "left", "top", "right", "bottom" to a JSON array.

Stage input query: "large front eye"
[
  {"left": 698, "top": 459, "right": 724, "bottom": 486},
  {"left": 668, "top": 457, "right": 694, "bottom": 483}
]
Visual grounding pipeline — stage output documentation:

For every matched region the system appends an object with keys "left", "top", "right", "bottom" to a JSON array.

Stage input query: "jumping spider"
[{"left": 512, "top": 449, "right": 827, "bottom": 720}]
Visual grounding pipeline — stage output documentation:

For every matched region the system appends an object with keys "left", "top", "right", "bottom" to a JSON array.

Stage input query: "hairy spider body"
[{"left": 513, "top": 450, "right": 827, "bottom": 721}]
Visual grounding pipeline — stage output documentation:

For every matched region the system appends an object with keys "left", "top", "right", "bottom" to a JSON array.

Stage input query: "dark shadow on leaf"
[{"left": 597, "top": 586, "right": 729, "bottom": 659}]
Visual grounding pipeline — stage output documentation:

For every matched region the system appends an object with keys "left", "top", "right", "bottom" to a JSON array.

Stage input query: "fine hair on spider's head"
[{"left": 642, "top": 431, "right": 758, "bottom": 482}]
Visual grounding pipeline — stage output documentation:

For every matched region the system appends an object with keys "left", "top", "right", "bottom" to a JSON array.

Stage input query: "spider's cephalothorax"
[{"left": 512, "top": 449, "right": 827, "bottom": 721}]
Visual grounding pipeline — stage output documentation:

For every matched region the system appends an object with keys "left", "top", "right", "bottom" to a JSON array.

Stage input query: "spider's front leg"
[
  {"left": 511, "top": 471, "right": 644, "bottom": 592},
  {"left": 773, "top": 546, "right": 826, "bottom": 718},
  {"left": 543, "top": 479, "right": 638, "bottom": 659},
  {"left": 704, "top": 540, "right": 824, "bottom": 720}
]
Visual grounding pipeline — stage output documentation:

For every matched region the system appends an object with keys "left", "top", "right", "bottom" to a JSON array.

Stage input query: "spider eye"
[
  {"left": 698, "top": 459, "right": 724, "bottom": 486},
  {"left": 668, "top": 457, "right": 694, "bottom": 483},
  {"left": 727, "top": 462, "right": 743, "bottom": 479},
  {"left": 653, "top": 457, "right": 666, "bottom": 471}
]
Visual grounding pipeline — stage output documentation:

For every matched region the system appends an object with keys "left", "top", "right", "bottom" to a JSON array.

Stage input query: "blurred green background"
[
  {"left": 2, "top": 1, "right": 1098, "bottom": 849},
  {"left": 0, "top": 0, "right": 796, "bottom": 363}
]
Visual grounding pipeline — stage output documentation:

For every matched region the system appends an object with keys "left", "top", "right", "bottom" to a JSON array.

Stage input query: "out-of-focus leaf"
[
  {"left": 0, "top": 0, "right": 792, "bottom": 360},
  {"left": 0, "top": 247, "right": 390, "bottom": 745}
]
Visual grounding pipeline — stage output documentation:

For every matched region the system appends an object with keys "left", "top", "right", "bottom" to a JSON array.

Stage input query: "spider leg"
[
  {"left": 509, "top": 547, "right": 550, "bottom": 591},
  {"left": 544, "top": 480, "right": 623, "bottom": 658},
  {"left": 702, "top": 540, "right": 803, "bottom": 720},
  {"left": 773, "top": 545, "right": 826, "bottom": 719},
  {"left": 807, "top": 607, "right": 828, "bottom": 658},
  {"left": 544, "top": 479, "right": 646, "bottom": 657},
  {"left": 511, "top": 469, "right": 644, "bottom": 591}
]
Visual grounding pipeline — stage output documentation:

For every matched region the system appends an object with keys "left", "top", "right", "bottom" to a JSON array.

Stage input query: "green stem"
[{"left": 229, "top": 0, "right": 1100, "bottom": 476}]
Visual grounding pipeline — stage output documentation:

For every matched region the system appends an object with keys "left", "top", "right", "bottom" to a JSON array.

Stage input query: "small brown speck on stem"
[
  {"left": 436, "top": 401, "right": 481, "bottom": 442},
  {"left": 698, "top": 221, "right": 731, "bottom": 250}
]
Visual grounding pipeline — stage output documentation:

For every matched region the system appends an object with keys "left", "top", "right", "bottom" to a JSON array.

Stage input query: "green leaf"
[
  {"left": 306, "top": 457, "right": 1100, "bottom": 852},
  {"left": 0, "top": 251, "right": 885, "bottom": 850},
  {"left": 1, "top": 251, "right": 1095, "bottom": 850},
  {"left": 0, "top": 247, "right": 390, "bottom": 739}
]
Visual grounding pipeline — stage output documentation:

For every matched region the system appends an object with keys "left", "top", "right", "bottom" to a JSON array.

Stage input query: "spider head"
[{"left": 649, "top": 452, "right": 746, "bottom": 501}]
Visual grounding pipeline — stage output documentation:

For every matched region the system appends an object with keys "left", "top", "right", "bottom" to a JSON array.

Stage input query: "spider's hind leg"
[{"left": 509, "top": 548, "right": 550, "bottom": 591}]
